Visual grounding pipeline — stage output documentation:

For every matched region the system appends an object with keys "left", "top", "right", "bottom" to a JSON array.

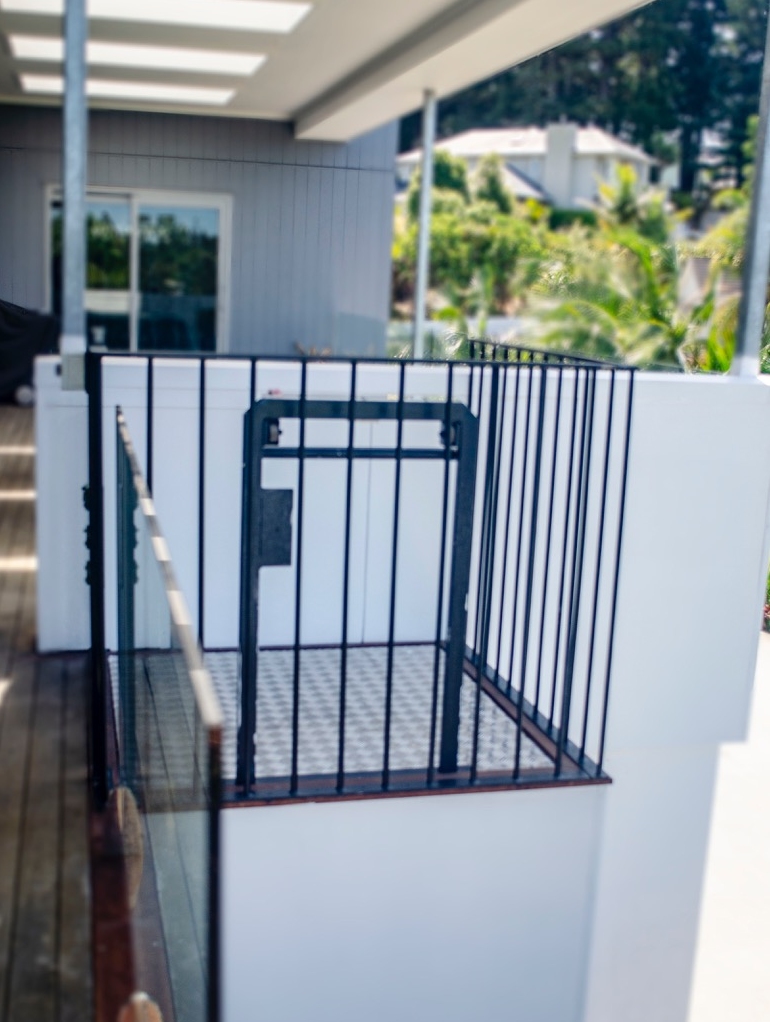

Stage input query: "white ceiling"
[{"left": 0, "top": 0, "right": 655, "bottom": 141}]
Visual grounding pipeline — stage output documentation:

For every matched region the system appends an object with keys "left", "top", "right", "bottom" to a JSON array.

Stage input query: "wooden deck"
[{"left": 0, "top": 407, "right": 92, "bottom": 1022}]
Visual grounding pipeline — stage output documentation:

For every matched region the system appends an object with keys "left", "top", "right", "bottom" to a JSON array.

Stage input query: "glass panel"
[
  {"left": 50, "top": 197, "right": 131, "bottom": 350},
  {"left": 138, "top": 205, "right": 219, "bottom": 352},
  {"left": 115, "top": 417, "right": 220, "bottom": 1022}
]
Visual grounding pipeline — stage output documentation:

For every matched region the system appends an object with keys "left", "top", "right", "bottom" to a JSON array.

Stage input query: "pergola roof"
[{"left": 0, "top": 0, "right": 655, "bottom": 140}]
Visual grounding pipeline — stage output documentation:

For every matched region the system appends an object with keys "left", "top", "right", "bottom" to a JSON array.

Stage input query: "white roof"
[{"left": 400, "top": 125, "right": 655, "bottom": 165}]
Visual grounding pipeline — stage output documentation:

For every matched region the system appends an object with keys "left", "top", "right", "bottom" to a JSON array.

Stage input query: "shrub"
[{"left": 549, "top": 208, "right": 598, "bottom": 231}]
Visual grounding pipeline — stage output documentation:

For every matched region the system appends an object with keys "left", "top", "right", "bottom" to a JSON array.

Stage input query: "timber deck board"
[{"left": 0, "top": 407, "right": 92, "bottom": 1022}]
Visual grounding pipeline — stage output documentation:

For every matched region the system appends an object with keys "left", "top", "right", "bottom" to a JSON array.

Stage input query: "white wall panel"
[{"left": 223, "top": 786, "right": 606, "bottom": 1022}]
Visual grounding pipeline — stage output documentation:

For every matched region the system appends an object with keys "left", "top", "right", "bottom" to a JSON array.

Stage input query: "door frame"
[{"left": 44, "top": 184, "right": 233, "bottom": 353}]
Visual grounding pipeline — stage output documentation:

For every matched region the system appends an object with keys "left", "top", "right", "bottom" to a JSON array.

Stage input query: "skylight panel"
[
  {"left": 20, "top": 74, "right": 235, "bottom": 105},
  {"left": 1, "top": 0, "right": 311, "bottom": 33},
  {"left": 10, "top": 36, "right": 266, "bottom": 75},
  {"left": 8, "top": 36, "right": 61, "bottom": 61}
]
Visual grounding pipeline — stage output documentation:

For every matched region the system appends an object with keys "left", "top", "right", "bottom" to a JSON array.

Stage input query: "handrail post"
[
  {"left": 733, "top": 10, "right": 770, "bottom": 376},
  {"left": 414, "top": 89, "right": 437, "bottom": 361},
  {"left": 438, "top": 405, "right": 479, "bottom": 774},
  {"left": 61, "top": 0, "right": 88, "bottom": 391}
]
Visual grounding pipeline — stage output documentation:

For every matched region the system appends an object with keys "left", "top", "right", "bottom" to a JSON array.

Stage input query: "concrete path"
[{"left": 688, "top": 631, "right": 770, "bottom": 1022}]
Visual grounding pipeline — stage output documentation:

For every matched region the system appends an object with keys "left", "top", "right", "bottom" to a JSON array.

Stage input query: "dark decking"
[{"left": 0, "top": 407, "right": 92, "bottom": 1022}]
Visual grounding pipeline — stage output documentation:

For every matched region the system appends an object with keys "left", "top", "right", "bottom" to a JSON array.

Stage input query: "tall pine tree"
[{"left": 400, "top": 0, "right": 767, "bottom": 194}]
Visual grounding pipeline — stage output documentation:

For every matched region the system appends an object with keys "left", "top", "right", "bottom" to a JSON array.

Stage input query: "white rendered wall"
[
  {"left": 222, "top": 786, "right": 606, "bottom": 1022},
  {"left": 36, "top": 358, "right": 90, "bottom": 651},
  {"left": 582, "top": 374, "right": 770, "bottom": 1022}
]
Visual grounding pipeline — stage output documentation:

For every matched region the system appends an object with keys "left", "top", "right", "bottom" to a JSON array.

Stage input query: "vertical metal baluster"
[
  {"left": 337, "top": 362, "right": 357, "bottom": 793},
  {"left": 290, "top": 361, "right": 307, "bottom": 795},
  {"left": 469, "top": 367, "right": 489, "bottom": 672},
  {"left": 87, "top": 352, "right": 108, "bottom": 806},
  {"left": 239, "top": 363, "right": 256, "bottom": 793},
  {"left": 555, "top": 369, "right": 596, "bottom": 777},
  {"left": 513, "top": 366, "right": 548, "bottom": 780},
  {"left": 494, "top": 356, "right": 522, "bottom": 687},
  {"left": 146, "top": 356, "right": 154, "bottom": 493},
  {"left": 548, "top": 369, "right": 582, "bottom": 736},
  {"left": 471, "top": 364, "right": 503, "bottom": 783},
  {"left": 579, "top": 369, "right": 616, "bottom": 764},
  {"left": 481, "top": 362, "right": 507, "bottom": 665},
  {"left": 596, "top": 371, "right": 635, "bottom": 776},
  {"left": 198, "top": 358, "right": 206, "bottom": 647},
  {"left": 383, "top": 362, "right": 406, "bottom": 790},
  {"left": 504, "top": 365, "right": 534, "bottom": 698},
  {"left": 533, "top": 367, "right": 563, "bottom": 716},
  {"left": 207, "top": 725, "right": 221, "bottom": 1022},
  {"left": 238, "top": 400, "right": 255, "bottom": 795},
  {"left": 428, "top": 362, "right": 454, "bottom": 784}
]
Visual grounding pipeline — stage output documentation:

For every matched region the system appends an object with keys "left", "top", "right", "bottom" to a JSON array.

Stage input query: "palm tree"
[{"left": 535, "top": 226, "right": 713, "bottom": 367}]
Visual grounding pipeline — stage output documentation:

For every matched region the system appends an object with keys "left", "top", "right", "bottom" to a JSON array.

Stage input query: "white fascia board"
[{"left": 295, "top": 0, "right": 655, "bottom": 141}]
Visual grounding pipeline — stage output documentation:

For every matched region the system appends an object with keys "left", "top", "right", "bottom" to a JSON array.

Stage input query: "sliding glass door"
[
  {"left": 138, "top": 204, "right": 219, "bottom": 352},
  {"left": 51, "top": 195, "right": 132, "bottom": 350},
  {"left": 49, "top": 190, "right": 228, "bottom": 352}
]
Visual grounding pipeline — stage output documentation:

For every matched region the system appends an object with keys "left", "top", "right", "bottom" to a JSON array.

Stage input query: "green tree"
[
  {"left": 692, "top": 114, "right": 757, "bottom": 271},
  {"left": 595, "top": 164, "right": 670, "bottom": 243},
  {"left": 400, "top": 0, "right": 766, "bottom": 195},
  {"left": 391, "top": 198, "right": 548, "bottom": 322},
  {"left": 406, "top": 150, "right": 470, "bottom": 220},
  {"left": 473, "top": 153, "right": 513, "bottom": 213},
  {"left": 719, "top": 0, "right": 768, "bottom": 187},
  {"left": 537, "top": 227, "right": 712, "bottom": 366}
]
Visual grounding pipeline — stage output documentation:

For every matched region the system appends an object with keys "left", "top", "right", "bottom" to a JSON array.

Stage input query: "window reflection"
[
  {"left": 138, "top": 206, "right": 219, "bottom": 352},
  {"left": 49, "top": 196, "right": 222, "bottom": 353},
  {"left": 50, "top": 197, "right": 131, "bottom": 350}
]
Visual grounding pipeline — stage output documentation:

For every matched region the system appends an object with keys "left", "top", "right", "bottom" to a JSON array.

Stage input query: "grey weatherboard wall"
[{"left": 0, "top": 105, "right": 398, "bottom": 355}]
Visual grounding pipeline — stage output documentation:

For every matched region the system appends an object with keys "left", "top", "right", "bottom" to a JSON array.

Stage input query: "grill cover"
[{"left": 0, "top": 300, "right": 59, "bottom": 399}]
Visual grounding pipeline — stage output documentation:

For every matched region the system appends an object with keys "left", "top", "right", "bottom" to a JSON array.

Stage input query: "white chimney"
[{"left": 544, "top": 123, "right": 578, "bottom": 208}]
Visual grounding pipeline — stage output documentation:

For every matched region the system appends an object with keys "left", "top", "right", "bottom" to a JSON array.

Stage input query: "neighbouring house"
[
  {"left": 397, "top": 123, "right": 657, "bottom": 208},
  {"left": 1, "top": 3, "right": 769, "bottom": 1022}
]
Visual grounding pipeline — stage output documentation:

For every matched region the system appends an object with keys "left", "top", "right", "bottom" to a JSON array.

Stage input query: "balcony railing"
[
  {"left": 468, "top": 337, "right": 617, "bottom": 368},
  {"left": 88, "top": 345, "right": 633, "bottom": 808},
  {"left": 106, "top": 408, "right": 222, "bottom": 1022}
]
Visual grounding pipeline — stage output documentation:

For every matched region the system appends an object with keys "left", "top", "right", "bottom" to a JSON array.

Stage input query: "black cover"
[{"left": 0, "top": 299, "right": 59, "bottom": 400}]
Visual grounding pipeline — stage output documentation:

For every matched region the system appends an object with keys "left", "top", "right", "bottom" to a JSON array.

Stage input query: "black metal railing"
[
  {"left": 87, "top": 346, "right": 634, "bottom": 808},
  {"left": 109, "top": 407, "right": 222, "bottom": 1022},
  {"left": 468, "top": 337, "right": 614, "bottom": 368}
]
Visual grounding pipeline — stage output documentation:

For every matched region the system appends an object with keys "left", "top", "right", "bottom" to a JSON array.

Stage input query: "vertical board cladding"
[{"left": 0, "top": 105, "right": 398, "bottom": 355}]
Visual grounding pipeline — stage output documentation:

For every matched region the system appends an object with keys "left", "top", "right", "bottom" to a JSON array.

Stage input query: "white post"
[
  {"left": 413, "top": 90, "right": 437, "bottom": 361},
  {"left": 733, "top": 10, "right": 770, "bottom": 377},
  {"left": 61, "top": 0, "right": 88, "bottom": 390}
]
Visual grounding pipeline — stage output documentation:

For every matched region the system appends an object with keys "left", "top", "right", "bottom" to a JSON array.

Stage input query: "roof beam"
[{"left": 295, "top": 0, "right": 654, "bottom": 141}]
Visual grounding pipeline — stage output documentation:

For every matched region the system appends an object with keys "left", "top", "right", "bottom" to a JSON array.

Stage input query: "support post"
[
  {"left": 86, "top": 351, "right": 107, "bottom": 806},
  {"left": 733, "top": 11, "right": 770, "bottom": 377},
  {"left": 413, "top": 89, "right": 437, "bottom": 361},
  {"left": 61, "top": 0, "right": 88, "bottom": 391}
]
